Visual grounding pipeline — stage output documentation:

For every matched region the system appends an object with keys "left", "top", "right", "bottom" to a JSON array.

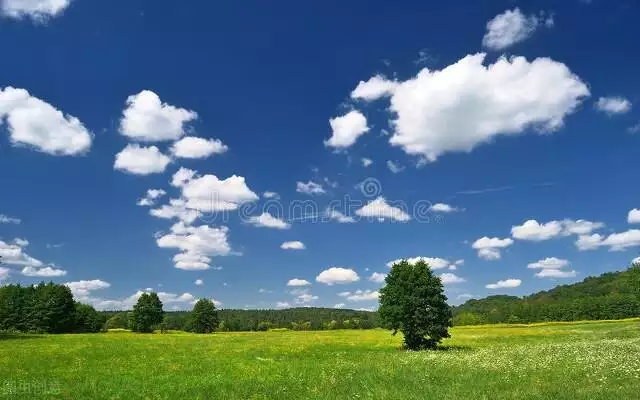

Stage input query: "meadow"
[{"left": 1, "top": 319, "right": 639, "bottom": 399}]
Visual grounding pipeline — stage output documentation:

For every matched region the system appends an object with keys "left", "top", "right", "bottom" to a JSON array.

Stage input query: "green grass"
[{"left": 1, "top": 319, "right": 639, "bottom": 399}]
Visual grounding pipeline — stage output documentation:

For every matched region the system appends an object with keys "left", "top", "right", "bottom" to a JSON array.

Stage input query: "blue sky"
[{"left": 1, "top": 0, "right": 639, "bottom": 310}]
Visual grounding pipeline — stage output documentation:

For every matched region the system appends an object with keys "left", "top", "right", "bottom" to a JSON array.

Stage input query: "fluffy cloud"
[
  {"left": 527, "top": 257, "right": 569, "bottom": 269},
  {"left": 247, "top": 213, "right": 290, "bottom": 229},
  {"left": 295, "top": 292, "right": 318, "bottom": 304},
  {"left": 361, "top": 158, "right": 373, "bottom": 167},
  {"left": 341, "top": 290, "right": 379, "bottom": 302},
  {"left": 65, "top": 280, "right": 111, "bottom": 299},
  {"left": 575, "top": 233, "right": 604, "bottom": 251},
  {"left": 0, "top": 214, "right": 21, "bottom": 224},
  {"left": 0, "top": 87, "right": 92, "bottom": 155},
  {"left": 178, "top": 170, "right": 258, "bottom": 212},
  {"left": 1, "top": 0, "right": 71, "bottom": 21},
  {"left": 562, "top": 219, "right": 605, "bottom": 235},
  {"left": 386, "top": 160, "right": 405, "bottom": 174},
  {"left": 386, "top": 256, "right": 453, "bottom": 270},
  {"left": 633, "top": 257, "right": 640, "bottom": 265},
  {"left": 296, "top": 181, "right": 326, "bottom": 195},
  {"left": 334, "top": 303, "right": 345, "bottom": 309},
  {"left": 276, "top": 301, "right": 291, "bottom": 309},
  {"left": 368, "top": 272, "right": 387, "bottom": 283},
  {"left": 316, "top": 267, "right": 360, "bottom": 285},
  {"left": 0, "top": 240, "right": 43, "bottom": 267},
  {"left": 21, "top": 265, "right": 67, "bottom": 277},
  {"left": 511, "top": 220, "right": 563, "bottom": 241},
  {"left": 281, "top": 241, "right": 305, "bottom": 250},
  {"left": 325, "top": 110, "right": 369, "bottom": 149},
  {"left": 576, "top": 229, "right": 640, "bottom": 252},
  {"left": 326, "top": 209, "right": 355, "bottom": 223},
  {"left": 194, "top": 279, "right": 203, "bottom": 286},
  {"left": 595, "top": 97, "right": 632, "bottom": 115},
  {"left": 14, "top": 238, "right": 28, "bottom": 247},
  {"left": 628, "top": 209, "right": 640, "bottom": 224},
  {"left": 171, "top": 137, "right": 228, "bottom": 159},
  {"left": 119, "top": 90, "right": 197, "bottom": 142},
  {"left": 137, "top": 189, "right": 167, "bottom": 207},
  {"left": 482, "top": 8, "right": 553, "bottom": 50},
  {"left": 355, "top": 197, "right": 410, "bottom": 222},
  {"left": 386, "top": 53, "right": 588, "bottom": 162},
  {"left": 351, "top": 75, "right": 398, "bottom": 101},
  {"left": 69, "top": 283, "right": 200, "bottom": 311},
  {"left": 156, "top": 222, "right": 232, "bottom": 270},
  {"left": 430, "top": 203, "right": 459, "bottom": 213},
  {"left": 440, "top": 273, "right": 466, "bottom": 284},
  {"left": 114, "top": 144, "right": 171, "bottom": 175},
  {"left": 472, "top": 237, "right": 514, "bottom": 260},
  {"left": 150, "top": 198, "right": 199, "bottom": 224},
  {"left": 0, "top": 267, "right": 9, "bottom": 281},
  {"left": 535, "top": 269, "right": 577, "bottom": 278},
  {"left": 486, "top": 279, "right": 521, "bottom": 289},
  {"left": 287, "top": 278, "right": 310, "bottom": 287},
  {"left": 263, "top": 191, "right": 279, "bottom": 199}
]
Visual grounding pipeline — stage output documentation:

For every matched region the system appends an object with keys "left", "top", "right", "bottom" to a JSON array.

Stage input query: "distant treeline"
[
  {"left": 102, "top": 308, "right": 379, "bottom": 332},
  {"left": 453, "top": 265, "right": 640, "bottom": 325},
  {"left": 0, "top": 282, "right": 104, "bottom": 333}
]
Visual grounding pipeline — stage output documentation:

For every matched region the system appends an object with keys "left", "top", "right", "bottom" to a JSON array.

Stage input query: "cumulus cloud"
[
  {"left": 287, "top": 279, "right": 311, "bottom": 287},
  {"left": 482, "top": 8, "right": 553, "bottom": 51},
  {"left": 0, "top": 214, "right": 21, "bottom": 224},
  {"left": 486, "top": 279, "right": 521, "bottom": 289},
  {"left": 281, "top": 241, "right": 305, "bottom": 250},
  {"left": 137, "top": 189, "right": 167, "bottom": 207},
  {"left": 114, "top": 144, "right": 171, "bottom": 175},
  {"left": 361, "top": 158, "right": 373, "bottom": 167},
  {"left": 628, "top": 209, "right": 640, "bottom": 224},
  {"left": 14, "top": 238, "right": 28, "bottom": 247},
  {"left": 69, "top": 283, "right": 200, "bottom": 311},
  {"left": 0, "top": 240, "right": 43, "bottom": 267},
  {"left": 439, "top": 273, "right": 465, "bottom": 284},
  {"left": 276, "top": 301, "right": 291, "bottom": 309},
  {"left": 156, "top": 222, "right": 233, "bottom": 270},
  {"left": 194, "top": 279, "right": 203, "bottom": 286},
  {"left": 325, "top": 110, "right": 369, "bottom": 149},
  {"left": 171, "top": 137, "right": 228, "bottom": 159},
  {"left": 386, "top": 257, "right": 453, "bottom": 270},
  {"left": 341, "top": 290, "right": 379, "bottom": 302},
  {"left": 595, "top": 97, "right": 632, "bottom": 115},
  {"left": 150, "top": 198, "right": 199, "bottom": 224},
  {"left": 430, "top": 203, "right": 459, "bottom": 213},
  {"left": 385, "top": 53, "right": 588, "bottom": 162},
  {"left": 472, "top": 237, "right": 514, "bottom": 260},
  {"left": 316, "top": 267, "right": 360, "bottom": 285},
  {"left": 511, "top": 220, "right": 563, "bottom": 241},
  {"left": 296, "top": 181, "right": 326, "bottom": 195},
  {"left": 65, "top": 280, "right": 111, "bottom": 299},
  {"left": 0, "top": 87, "right": 92, "bottom": 155},
  {"left": 386, "top": 160, "right": 405, "bottom": 174},
  {"left": 326, "top": 209, "right": 355, "bottom": 223},
  {"left": 1, "top": 0, "right": 71, "bottom": 21},
  {"left": 351, "top": 75, "right": 398, "bottom": 101},
  {"left": 21, "top": 265, "right": 67, "bottom": 277},
  {"left": 633, "top": 257, "right": 640, "bottom": 265},
  {"left": 0, "top": 267, "right": 9, "bottom": 281},
  {"left": 368, "top": 272, "right": 387, "bottom": 283},
  {"left": 295, "top": 292, "right": 318, "bottom": 304},
  {"left": 179, "top": 171, "right": 259, "bottom": 212},
  {"left": 247, "top": 213, "right": 290, "bottom": 229},
  {"left": 119, "top": 90, "right": 197, "bottom": 142},
  {"left": 356, "top": 197, "right": 410, "bottom": 222},
  {"left": 263, "top": 191, "right": 280, "bottom": 199},
  {"left": 334, "top": 303, "right": 345, "bottom": 309},
  {"left": 535, "top": 269, "right": 577, "bottom": 278},
  {"left": 527, "top": 257, "right": 569, "bottom": 269}
]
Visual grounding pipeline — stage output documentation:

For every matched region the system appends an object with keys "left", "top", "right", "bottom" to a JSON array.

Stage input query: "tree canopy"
[
  {"left": 130, "top": 292, "right": 164, "bottom": 333},
  {"left": 188, "top": 299, "right": 219, "bottom": 333}
]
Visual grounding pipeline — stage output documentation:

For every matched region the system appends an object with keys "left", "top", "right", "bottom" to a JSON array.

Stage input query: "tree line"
[{"left": 453, "top": 264, "right": 640, "bottom": 325}]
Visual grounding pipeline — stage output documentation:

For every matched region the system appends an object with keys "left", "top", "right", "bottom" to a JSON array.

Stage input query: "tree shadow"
[{"left": 434, "top": 344, "right": 472, "bottom": 352}]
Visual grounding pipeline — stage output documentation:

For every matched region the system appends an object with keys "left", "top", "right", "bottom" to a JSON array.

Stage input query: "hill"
[{"left": 453, "top": 264, "right": 640, "bottom": 325}]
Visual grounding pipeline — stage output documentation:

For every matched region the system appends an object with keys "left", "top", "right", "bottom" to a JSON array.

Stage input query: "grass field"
[{"left": 1, "top": 319, "right": 639, "bottom": 399}]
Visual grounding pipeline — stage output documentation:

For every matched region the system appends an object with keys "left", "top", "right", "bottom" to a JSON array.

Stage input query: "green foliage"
[
  {"left": 104, "top": 313, "right": 128, "bottom": 330},
  {"left": 130, "top": 292, "right": 164, "bottom": 333},
  {"left": 256, "top": 321, "right": 272, "bottom": 331},
  {"left": 454, "top": 265, "right": 640, "bottom": 325},
  {"left": 379, "top": 260, "right": 453, "bottom": 350},
  {"left": 188, "top": 299, "right": 219, "bottom": 333},
  {"left": 73, "top": 302, "right": 105, "bottom": 333}
]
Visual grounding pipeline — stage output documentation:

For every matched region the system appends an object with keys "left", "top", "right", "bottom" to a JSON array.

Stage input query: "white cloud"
[
  {"left": 1, "top": 0, "right": 71, "bottom": 21},
  {"left": 287, "top": 279, "right": 310, "bottom": 287},
  {"left": 0, "top": 240, "right": 43, "bottom": 267},
  {"left": 482, "top": 8, "right": 552, "bottom": 50},
  {"left": 633, "top": 257, "right": 640, "bottom": 265},
  {"left": 351, "top": 75, "right": 398, "bottom": 101},
  {"left": 156, "top": 222, "right": 232, "bottom": 270},
  {"left": 356, "top": 197, "right": 410, "bottom": 222},
  {"left": 14, "top": 238, "right": 28, "bottom": 247},
  {"left": 430, "top": 203, "right": 459, "bottom": 213},
  {"left": 281, "top": 241, "right": 305, "bottom": 250},
  {"left": 486, "top": 279, "right": 521, "bottom": 289},
  {"left": 21, "top": 265, "right": 67, "bottom": 277},
  {"left": 595, "top": 97, "right": 632, "bottom": 115},
  {"left": 0, "top": 214, "right": 21, "bottom": 224},
  {"left": 137, "top": 189, "right": 167, "bottom": 207},
  {"left": 575, "top": 233, "right": 604, "bottom": 251},
  {"left": 576, "top": 229, "right": 640, "bottom": 252},
  {"left": 343, "top": 290, "right": 379, "bottom": 302},
  {"left": 361, "top": 158, "right": 373, "bottom": 167},
  {"left": 119, "top": 90, "right": 197, "bottom": 142},
  {"left": 439, "top": 273, "right": 465, "bottom": 284},
  {"left": 535, "top": 269, "right": 577, "bottom": 278},
  {"left": 326, "top": 209, "right": 355, "bottom": 223},
  {"left": 386, "top": 160, "right": 405, "bottom": 173},
  {"left": 472, "top": 237, "right": 514, "bottom": 260},
  {"left": 171, "top": 137, "right": 228, "bottom": 159},
  {"left": 296, "top": 181, "right": 326, "bottom": 195},
  {"left": 386, "top": 256, "right": 452, "bottom": 270},
  {"left": 65, "top": 280, "right": 111, "bottom": 299},
  {"left": 0, "top": 267, "right": 9, "bottom": 281},
  {"left": 528, "top": 257, "right": 569, "bottom": 269},
  {"left": 316, "top": 267, "right": 360, "bottom": 285},
  {"left": 0, "top": 87, "right": 92, "bottom": 155},
  {"left": 276, "top": 301, "right": 291, "bottom": 309},
  {"left": 194, "top": 279, "right": 203, "bottom": 286},
  {"left": 334, "top": 303, "right": 345, "bottom": 309},
  {"left": 562, "top": 219, "right": 605, "bottom": 235},
  {"left": 295, "top": 293, "right": 318, "bottom": 304},
  {"left": 263, "top": 191, "right": 280, "bottom": 199},
  {"left": 247, "top": 213, "right": 290, "bottom": 229},
  {"left": 114, "top": 144, "right": 171, "bottom": 175},
  {"left": 76, "top": 286, "right": 200, "bottom": 311},
  {"left": 454, "top": 259, "right": 465, "bottom": 266},
  {"left": 150, "top": 198, "right": 199, "bottom": 225},
  {"left": 171, "top": 167, "right": 197, "bottom": 187},
  {"left": 180, "top": 172, "right": 259, "bottom": 212},
  {"left": 387, "top": 53, "right": 588, "bottom": 162},
  {"left": 368, "top": 272, "right": 386, "bottom": 283},
  {"left": 628, "top": 209, "right": 640, "bottom": 224},
  {"left": 325, "top": 110, "right": 369, "bottom": 149},
  {"left": 511, "top": 220, "right": 563, "bottom": 241}
]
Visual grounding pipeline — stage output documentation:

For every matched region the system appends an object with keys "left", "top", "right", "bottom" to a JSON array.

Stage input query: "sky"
[{"left": 1, "top": 0, "right": 639, "bottom": 311}]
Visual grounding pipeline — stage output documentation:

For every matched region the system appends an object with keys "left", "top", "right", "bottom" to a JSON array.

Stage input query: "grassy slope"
[{"left": 1, "top": 319, "right": 639, "bottom": 399}]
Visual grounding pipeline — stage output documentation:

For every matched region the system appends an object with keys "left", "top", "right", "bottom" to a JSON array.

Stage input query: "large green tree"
[
  {"left": 188, "top": 299, "right": 219, "bottom": 333},
  {"left": 130, "top": 292, "right": 164, "bottom": 333},
  {"left": 378, "top": 260, "right": 452, "bottom": 350}
]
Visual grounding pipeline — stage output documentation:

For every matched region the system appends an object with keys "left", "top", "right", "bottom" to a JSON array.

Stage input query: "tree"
[
  {"left": 104, "top": 313, "right": 128, "bottom": 330},
  {"left": 130, "top": 292, "right": 164, "bottom": 333},
  {"left": 73, "top": 302, "right": 105, "bottom": 333},
  {"left": 378, "top": 260, "right": 453, "bottom": 350},
  {"left": 188, "top": 299, "right": 219, "bottom": 333}
]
